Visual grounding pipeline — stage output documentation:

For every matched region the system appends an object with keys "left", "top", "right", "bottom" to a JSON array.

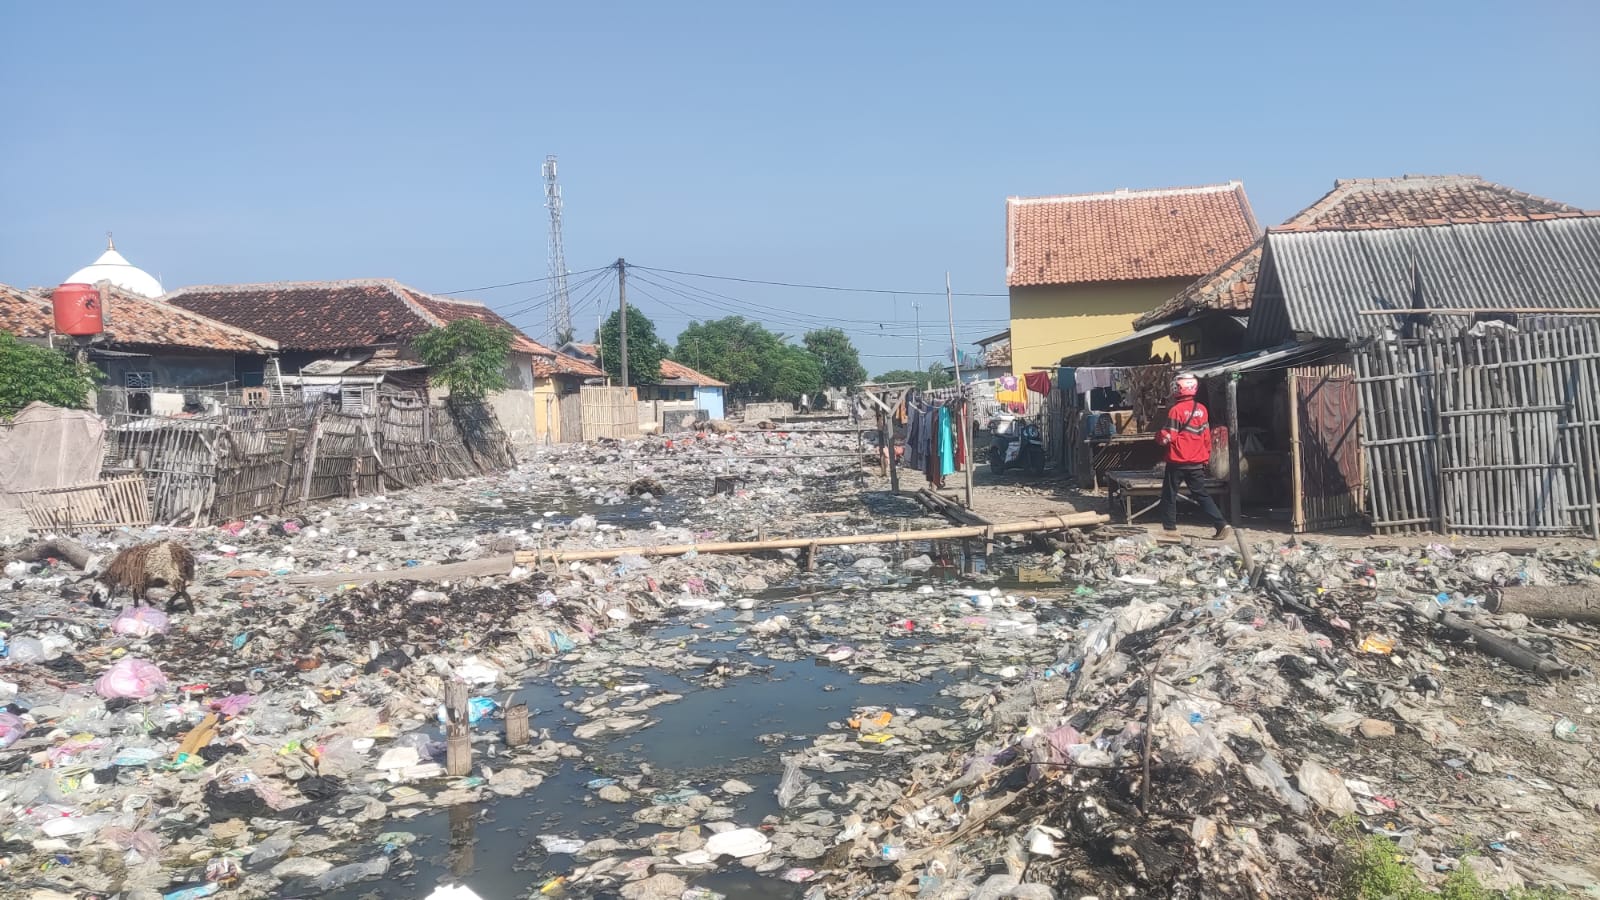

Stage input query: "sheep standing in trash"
[{"left": 97, "top": 540, "right": 197, "bottom": 612}]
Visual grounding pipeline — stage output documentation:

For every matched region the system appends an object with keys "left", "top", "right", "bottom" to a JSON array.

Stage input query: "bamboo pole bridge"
[{"left": 286, "top": 512, "right": 1107, "bottom": 588}]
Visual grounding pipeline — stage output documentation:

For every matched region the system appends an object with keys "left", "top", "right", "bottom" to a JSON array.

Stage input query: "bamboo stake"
[
  {"left": 504, "top": 704, "right": 531, "bottom": 747},
  {"left": 514, "top": 513, "right": 1107, "bottom": 565},
  {"left": 1288, "top": 370, "right": 1304, "bottom": 532}
]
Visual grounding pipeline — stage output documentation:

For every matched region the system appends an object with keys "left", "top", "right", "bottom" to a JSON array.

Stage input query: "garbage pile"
[
  {"left": 1, "top": 423, "right": 1597, "bottom": 899},
  {"left": 797, "top": 535, "right": 1600, "bottom": 897},
  {"left": 0, "top": 429, "right": 866, "bottom": 898}
]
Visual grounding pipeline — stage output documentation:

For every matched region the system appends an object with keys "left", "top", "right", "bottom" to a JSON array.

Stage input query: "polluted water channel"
[
  {"left": 321, "top": 482, "right": 1023, "bottom": 899},
  {"left": 324, "top": 594, "right": 965, "bottom": 900}
]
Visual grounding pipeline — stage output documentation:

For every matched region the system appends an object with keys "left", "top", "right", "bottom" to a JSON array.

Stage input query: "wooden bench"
[{"left": 1106, "top": 469, "right": 1230, "bottom": 525}]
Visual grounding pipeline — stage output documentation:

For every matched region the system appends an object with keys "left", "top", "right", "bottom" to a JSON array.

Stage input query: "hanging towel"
[{"left": 1024, "top": 371, "right": 1052, "bottom": 395}]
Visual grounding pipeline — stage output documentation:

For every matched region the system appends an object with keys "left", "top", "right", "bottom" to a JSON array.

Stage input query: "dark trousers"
[{"left": 1161, "top": 463, "right": 1225, "bottom": 529}]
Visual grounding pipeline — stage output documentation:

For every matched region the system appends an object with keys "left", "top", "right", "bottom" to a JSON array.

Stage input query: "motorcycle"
[{"left": 988, "top": 415, "right": 1044, "bottom": 475}]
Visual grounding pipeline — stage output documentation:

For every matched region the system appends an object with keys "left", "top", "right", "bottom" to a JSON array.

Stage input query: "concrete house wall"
[{"left": 1008, "top": 279, "right": 1188, "bottom": 374}]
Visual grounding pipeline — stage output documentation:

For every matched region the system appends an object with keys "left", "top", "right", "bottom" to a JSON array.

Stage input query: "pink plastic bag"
[
  {"left": 95, "top": 657, "right": 168, "bottom": 700},
  {"left": 111, "top": 607, "right": 170, "bottom": 638},
  {"left": 0, "top": 712, "right": 27, "bottom": 749}
]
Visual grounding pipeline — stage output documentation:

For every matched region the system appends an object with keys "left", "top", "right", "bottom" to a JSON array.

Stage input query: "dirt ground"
[{"left": 882, "top": 462, "right": 1600, "bottom": 554}]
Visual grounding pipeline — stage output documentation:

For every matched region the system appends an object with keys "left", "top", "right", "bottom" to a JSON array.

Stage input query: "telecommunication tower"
[{"left": 542, "top": 155, "right": 572, "bottom": 343}]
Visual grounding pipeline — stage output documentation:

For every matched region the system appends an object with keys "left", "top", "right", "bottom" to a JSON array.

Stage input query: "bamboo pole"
[
  {"left": 1287, "top": 369, "right": 1304, "bottom": 532},
  {"left": 514, "top": 513, "right": 1107, "bottom": 565}
]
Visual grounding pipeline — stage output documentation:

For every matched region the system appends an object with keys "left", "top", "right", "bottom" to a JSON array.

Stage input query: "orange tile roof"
[
  {"left": 166, "top": 278, "right": 540, "bottom": 354},
  {"left": 532, "top": 351, "right": 603, "bottom": 379},
  {"left": 1134, "top": 174, "right": 1597, "bottom": 328},
  {"left": 658, "top": 358, "right": 727, "bottom": 387},
  {"left": 1006, "top": 182, "right": 1258, "bottom": 288},
  {"left": 2, "top": 282, "right": 276, "bottom": 353}
]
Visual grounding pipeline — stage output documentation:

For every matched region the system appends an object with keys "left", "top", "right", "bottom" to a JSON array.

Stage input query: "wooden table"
[{"left": 1107, "top": 468, "right": 1231, "bottom": 525}]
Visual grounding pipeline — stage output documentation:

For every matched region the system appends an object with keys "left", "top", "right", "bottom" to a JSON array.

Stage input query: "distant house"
[
  {"left": 556, "top": 342, "right": 728, "bottom": 420},
  {"left": 646, "top": 359, "right": 727, "bottom": 419},
  {"left": 0, "top": 282, "right": 277, "bottom": 414},
  {"left": 163, "top": 279, "right": 551, "bottom": 440},
  {"left": 972, "top": 330, "right": 1014, "bottom": 380},
  {"left": 1005, "top": 182, "right": 1258, "bottom": 375}
]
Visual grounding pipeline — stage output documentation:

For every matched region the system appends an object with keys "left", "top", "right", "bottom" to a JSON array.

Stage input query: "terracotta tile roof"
[
  {"left": 1276, "top": 174, "right": 1591, "bottom": 233},
  {"left": 2, "top": 282, "right": 276, "bottom": 353},
  {"left": 1134, "top": 174, "right": 1598, "bottom": 328},
  {"left": 1006, "top": 182, "right": 1258, "bottom": 288},
  {"left": 983, "top": 338, "right": 1013, "bottom": 369},
  {"left": 532, "top": 351, "right": 603, "bottom": 379},
  {"left": 164, "top": 278, "right": 539, "bottom": 354},
  {"left": 405, "top": 291, "right": 543, "bottom": 354},
  {"left": 658, "top": 358, "right": 727, "bottom": 387}
]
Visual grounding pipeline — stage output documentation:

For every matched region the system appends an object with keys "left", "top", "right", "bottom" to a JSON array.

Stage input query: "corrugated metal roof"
[
  {"left": 1249, "top": 217, "right": 1600, "bottom": 345},
  {"left": 1184, "top": 340, "right": 1345, "bottom": 379}
]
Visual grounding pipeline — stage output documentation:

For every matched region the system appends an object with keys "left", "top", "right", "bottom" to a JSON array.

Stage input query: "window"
[{"left": 125, "top": 371, "right": 153, "bottom": 415}]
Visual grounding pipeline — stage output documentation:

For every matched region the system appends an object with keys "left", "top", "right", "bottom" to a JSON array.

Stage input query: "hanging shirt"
[{"left": 938, "top": 405, "right": 955, "bottom": 477}]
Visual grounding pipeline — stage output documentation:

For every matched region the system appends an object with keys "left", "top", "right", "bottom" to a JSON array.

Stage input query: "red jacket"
[{"left": 1158, "top": 398, "right": 1211, "bottom": 465}]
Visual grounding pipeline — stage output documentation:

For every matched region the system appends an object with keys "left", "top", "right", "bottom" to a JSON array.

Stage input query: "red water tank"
[{"left": 52, "top": 283, "right": 103, "bottom": 336}]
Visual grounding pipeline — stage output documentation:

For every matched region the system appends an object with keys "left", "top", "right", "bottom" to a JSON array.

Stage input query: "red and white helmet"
[{"left": 1172, "top": 372, "right": 1199, "bottom": 398}]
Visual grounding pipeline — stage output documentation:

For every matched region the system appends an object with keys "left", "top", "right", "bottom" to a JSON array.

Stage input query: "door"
[{"left": 1291, "top": 364, "right": 1363, "bottom": 532}]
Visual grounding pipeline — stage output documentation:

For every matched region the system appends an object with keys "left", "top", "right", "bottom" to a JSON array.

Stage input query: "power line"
[
  {"left": 628, "top": 271, "right": 1006, "bottom": 337},
  {"left": 630, "top": 263, "right": 1007, "bottom": 297},
  {"left": 436, "top": 264, "right": 612, "bottom": 296},
  {"left": 634, "top": 268, "right": 1005, "bottom": 329}
]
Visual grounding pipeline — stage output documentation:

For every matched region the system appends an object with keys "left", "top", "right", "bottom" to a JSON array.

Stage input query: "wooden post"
[
  {"left": 1586, "top": 422, "right": 1600, "bottom": 546},
  {"left": 444, "top": 678, "right": 472, "bottom": 776},
  {"left": 1227, "top": 373, "right": 1242, "bottom": 526},
  {"left": 805, "top": 542, "right": 819, "bottom": 572},
  {"left": 888, "top": 417, "right": 900, "bottom": 494},
  {"left": 504, "top": 703, "right": 531, "bottom": 747},
  {"left": 1287, "top": 370, "right": 1304, "bottom": 532},
  {"left": 445, "top": 723, "right": 472, "bottom": 776}
]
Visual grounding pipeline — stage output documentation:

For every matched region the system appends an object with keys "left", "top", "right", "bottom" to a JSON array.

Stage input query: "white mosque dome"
[{"left": 66, "top": 235, "right": 164, "bottom": 298}]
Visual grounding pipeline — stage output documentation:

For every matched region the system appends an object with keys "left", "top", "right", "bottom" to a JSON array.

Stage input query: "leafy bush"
[
  {"left": 413, "top": 319, "right": 514, "bottom": 403},
  {"left": 0, "top": 333, "right": 102, "bottom": 416}
]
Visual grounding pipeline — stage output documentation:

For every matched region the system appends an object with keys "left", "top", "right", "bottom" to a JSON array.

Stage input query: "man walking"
[{"left": 1157, "top": 372, "right": 1230, "bottom": 539}]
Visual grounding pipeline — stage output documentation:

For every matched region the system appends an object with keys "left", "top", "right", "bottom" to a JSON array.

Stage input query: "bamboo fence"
[
  {"left": 1355, "top": 321, "right": 1600, "bottom": 537},
  {"left": 94, "top": 397, "right": 515, "bottom": 527}
]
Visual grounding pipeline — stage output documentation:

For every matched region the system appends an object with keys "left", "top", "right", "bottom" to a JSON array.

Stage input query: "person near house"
[
  {"left": 799, "top": 393, "right": 811, "bottom": 414},
  {"left": 1157, "top": 372, "right": 1230, "bottom": 539}
]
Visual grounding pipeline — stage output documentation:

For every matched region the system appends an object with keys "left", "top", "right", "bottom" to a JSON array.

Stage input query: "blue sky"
[{"left": 3, "top": 1, "right": 1596, "bottom": 371}]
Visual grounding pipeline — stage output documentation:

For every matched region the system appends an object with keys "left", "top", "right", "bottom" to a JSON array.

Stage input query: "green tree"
[
  {"left": 802, "top": 327, "right": 867, "bottom": 389},
  {"left": 872, "top": 363, "right": 955, "bottom": 390},
  {"left": 598, "top": 308, "right": 666, "bottom": 385},
  {"left": 0, "top": 333, "right": 102, "bottom": 417},
  {"left": 674, "top": 316, "right": 822, "bottom": 401},
  {"left": 770, "top": 342, "right": 824, "bottom": 400},
  {"left": 413, "top": 318, "right": 514, "bottom": 403}
]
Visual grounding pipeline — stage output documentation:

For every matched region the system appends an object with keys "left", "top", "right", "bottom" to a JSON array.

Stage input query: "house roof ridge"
[
  {"left": 163, "top": 277, "right": 412, "bottom": 297},
  {"left": 1007, "top": 180, "right": 1245, "bottom": 206}
]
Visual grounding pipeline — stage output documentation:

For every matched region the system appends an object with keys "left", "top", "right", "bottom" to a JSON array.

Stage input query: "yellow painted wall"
[
  {"left": 533, "top": 379, "right": 559, "bottom": 443},
  {"left": 1007, "top": 279, "right": 1191, "bottom": 374}
]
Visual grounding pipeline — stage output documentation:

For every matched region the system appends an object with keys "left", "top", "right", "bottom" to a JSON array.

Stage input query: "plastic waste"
[
  {"left": 311, "top": 856, "right": 391, "bottom": 889},
  {"left": 111, "top": 606, "right": 171, "bottom": 638},
  {"left": 537, "top": 835, "right": 585, "bottom": 854},
  {"left": 163, "top": 884, "right": 221, "bottom": 900},
  {"left": 95, "top": 657, "right": 168, "bottom": 700},
  {"left": 706, "top": 828, "right": 773, "bottom": 858},
  {"left": 6, "top": 636, "right": 46, "bottom": 664},
  {"left": 0, "top": 711, "right": 26, "bottom": 749}
]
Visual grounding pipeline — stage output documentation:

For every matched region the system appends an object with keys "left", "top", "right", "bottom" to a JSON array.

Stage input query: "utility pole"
[
  {"left": 947, "top": 272, "right": 973, "bottom": 510},
  {"left": 912, "top": 303, "right": 923, "bottom": 371},
  {"left": 616, "top": 258, "right": 629, "bottom": 388}
]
